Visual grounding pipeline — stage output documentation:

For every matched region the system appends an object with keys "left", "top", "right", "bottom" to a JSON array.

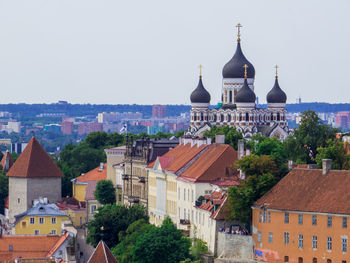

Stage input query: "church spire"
[{"left": 236, "top": 23, "right": 242, "bottom": 43}]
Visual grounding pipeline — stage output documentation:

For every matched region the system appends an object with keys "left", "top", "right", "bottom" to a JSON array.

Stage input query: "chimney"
[
  {"left": 99, "top": 162, "right": 104, "bottom": 171},
  {"left": 288, "top": 160, "right": 293, "bottom": 170},
  {"left": 238, "top": 139, "right": 244, "bottom": 159},
  {"left": 322, "top": 159, "right": 332, "bottom": 175},
  {"left": 215, "top": 134, "right": 225, "bottom": 144}
]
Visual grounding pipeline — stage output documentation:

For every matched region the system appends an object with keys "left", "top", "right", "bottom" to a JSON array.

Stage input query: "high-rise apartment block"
[{"left": 152, "top": 105, "right": 167, "bottom": 119}]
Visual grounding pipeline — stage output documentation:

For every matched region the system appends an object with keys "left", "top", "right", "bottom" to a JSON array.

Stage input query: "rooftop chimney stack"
[
  {"left": 322, "top": 159, "right": 332, "bottom": 175},
  {"left": 215, "top": 134, "right": 225, "bottom": 144}
]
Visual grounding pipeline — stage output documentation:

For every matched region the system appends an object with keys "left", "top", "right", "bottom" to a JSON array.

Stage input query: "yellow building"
[
  {"left": 13, "top": 201, "right": 69, "bottom": 235},
  {"left": 72, "top": 163, "right": 107, "bottom": 202},
  {"left": 56, "top": 197, "right": 86, "bottom": 228}
]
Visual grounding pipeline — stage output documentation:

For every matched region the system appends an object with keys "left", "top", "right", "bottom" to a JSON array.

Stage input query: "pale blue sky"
[{"left": 0, "top": 0, "right": 349, "bottom": 104}]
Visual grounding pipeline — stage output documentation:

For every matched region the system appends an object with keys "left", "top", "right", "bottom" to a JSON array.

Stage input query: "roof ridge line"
[
  {"left": 175, "top": 145, "right": 210, "bottom": 176},
  {"left": 102, "top": 241, "right": 108, "bottom": 263}
]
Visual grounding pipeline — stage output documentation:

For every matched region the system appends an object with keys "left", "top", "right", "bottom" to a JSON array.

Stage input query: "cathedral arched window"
[
  {"left": 200, "top": 113, "right": 204, "bottom": 121},
  {"left": 221, "top": 114, "right": 224, "bottom": 122},
  {"left": 227, "top": 114, "right": 231, "bottom": 122},
  {"left": 246, "top": 113, "right": 249, "bottom": 121},
  {"left": 271, "top": 113, "right": 273, "bottom": 121},
  {"left": 239, "top": 113, "right": 242, "bottom": 122},
  {"left": 277, "top": 113, "right": 280, "bottom": 121},
  {"left": 229, "top": 91, "right": 233, "bottom": 103},
  {"left": 214, "top": 114, "right": 217, "bottom": 122}
]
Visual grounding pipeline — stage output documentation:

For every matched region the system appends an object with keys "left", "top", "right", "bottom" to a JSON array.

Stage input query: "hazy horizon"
[{"left": 0, "top": 0, "right": 349, "bottom": 105}]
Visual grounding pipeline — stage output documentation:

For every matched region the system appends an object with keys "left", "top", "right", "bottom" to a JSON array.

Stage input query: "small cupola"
[
  {"left": 190, "top": 65, "right": 211, "bottom": 104},
  {"left": 266, "top": 65, "right": 287, "bottom": 104},
  {"left": 235, "top": 64, "right": 256, "bottom": 104}
]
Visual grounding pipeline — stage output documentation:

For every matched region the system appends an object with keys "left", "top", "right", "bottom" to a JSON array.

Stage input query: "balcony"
[
  {"left": 122, "top": 174, "right": 129, "bottom": 180},
  {"left": 128, "top": 196, "right": 140, "bottom": 204},
  {"left": 180, "top": 219, "right": 191, "bottom": 225}
]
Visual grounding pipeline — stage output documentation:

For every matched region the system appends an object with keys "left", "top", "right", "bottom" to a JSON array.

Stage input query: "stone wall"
[{"left": 216, "top": 232, "right": 254, "bottom": 260}]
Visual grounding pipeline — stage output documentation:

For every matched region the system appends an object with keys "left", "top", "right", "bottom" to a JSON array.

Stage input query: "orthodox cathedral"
[{"left": 188, "top": 24, "right": 290, "bottom": 140}]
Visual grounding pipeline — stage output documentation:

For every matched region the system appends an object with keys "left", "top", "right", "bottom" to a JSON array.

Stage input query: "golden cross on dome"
[
  {"left": 236, "top": 23, "right": 242, "bottom": 42},
  {"left": 199, "top": 64, "right": 203, "bottom": 77},
  {"left": 243, "top": 64, "right": 248, "bottom": 79},
  {"left": 274, "top": 65, "right": 279, "bottom": 78}
]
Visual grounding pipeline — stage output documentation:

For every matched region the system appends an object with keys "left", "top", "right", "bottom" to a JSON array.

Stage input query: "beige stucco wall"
[
  {"left": 8, "top": 177, "right": 61, "bottom": 223},
  {"left": 105, "top": 149, "right": 125, "bottom": 186}
]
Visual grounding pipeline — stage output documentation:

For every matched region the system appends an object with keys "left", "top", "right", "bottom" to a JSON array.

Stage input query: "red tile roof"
[
  {"left": 46, "top": 231, "right": 70, "bottom": 257},
  {"left": 0, "top": 235, "right": 61, "bottom": 261},
  {"left": 178, "top": 144, "right": 237, "bottom": 182},
  {"left": 87, "top": 240, "right": 118, "bottom": 263},
  {"left": 1, "top": 151, "right": 13, "bottom": 171},
  {"left": 7, "top": 137, "right": 63, "bottom": 178},
  {"left": 157, "top": 156, "right": 174, "bottom": 170},
  {"left": 198, "top": 191, "right": 230, "bottom": 220},
  {"left": 76, "top": 164, "right": 107, "bottom": 182},
  {"left": 254, "top": 168, "right": 350, "bottom": 214}
]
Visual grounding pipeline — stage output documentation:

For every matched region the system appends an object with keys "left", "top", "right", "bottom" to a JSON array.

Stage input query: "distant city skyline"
[{"left": 0, "top": 0, "right": 349, "bottom": 104}]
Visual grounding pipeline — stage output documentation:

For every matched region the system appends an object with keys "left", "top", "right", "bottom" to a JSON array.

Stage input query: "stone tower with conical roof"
[
  {"left": 7, "top": 137, "right": 63, "bottom": 222},
  {"left": 188, "top": 25, "right": 289, "bottom": 140}
]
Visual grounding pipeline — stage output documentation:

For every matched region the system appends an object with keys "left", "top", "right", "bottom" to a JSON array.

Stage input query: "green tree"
[
  {"left": 203, "top": 126, "right": 243, "bottom": 150},
  {"left": 0, "top": 171, "right": 8, "bottom": 214},
  {"left": 315, "top": 139, "right": 350, "bottom": 170},
  {"left": 87, "top": 204, "right": 148, "bottom": 248},
  {"left": 94, "top": 180, "right": 116, "bottom": 205},
  {"left": 112, "top": 219, "right": 156, "bottom": 263},
  {"left": 286, "top": 110, "right": 337, "bottom": 163},
  {"left": 132, "top": 217, "right": 191, "bottom": 263},
  {"left": 190, "top": 238, "right": 208, "bottom": 261}
]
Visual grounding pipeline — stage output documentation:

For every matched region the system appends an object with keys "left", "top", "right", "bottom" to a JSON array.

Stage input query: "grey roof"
[
  {"left": 85, "top": 181, "right": 98, "bottom": 201},
  {"left": 190, "top": 76, "right": 211, "bottom": 103},
  {"left": 14, "top": 202, "right": 67, "bottom": 224},
  {"left": 222, "top": 42, "right": 255, "bottom": 79}
]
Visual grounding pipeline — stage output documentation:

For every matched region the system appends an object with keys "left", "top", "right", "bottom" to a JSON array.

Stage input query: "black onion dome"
[
  {"left": 266, "top": 78, "right": 287, "bottom": 103},
  {"left": 235, "top": 78, "right": 256, "bottom": 103},
  {"left": 190, "top": 76, "right": 211, "bottom": 103},
  {"left": 222, "top": 42, "right": 255, "bottom": 79}
]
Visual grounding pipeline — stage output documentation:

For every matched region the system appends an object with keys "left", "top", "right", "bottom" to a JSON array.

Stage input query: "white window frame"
[
  {"left": 312, "top": 215, "right": 317, "bottom": 225},
  {"left": 298, "top": 234, "right": 303, "bottom": 249},
  {"left": 284, "top": 232, "right": 289, "bottom": 244},
  {"left": 51, "top": 229, "right": 56, "bottom": 235},
  {"left": 298, "top": 213, "right": 303, "bottom": 225},
  {"left": 29, "top": 217, "right": 35, "bottom": 224},
  {"left": 343, "top": 217, "right": 348, "bottom": 228},
  {"left": 257, "top": 232, "right": 262, "bottom": 242},
  {"left": 327, "top": 216, "right": 332, "bottom": 227},
  {"left": 39, "top": 217, "right": 44, "bottom": 224},
  {"left": 312, "top": 236, "right": 317, "bottom": 249},
  {"left": 51, "top": 217, "right": 57, "bottom": 224},
  {"left": 342, "top": 238, "right": 347, "bottom": 252},
  {"left": 34, "top": 229, "right": 40, "bottom": 235},
  {"left": 268, "top": 232, "right": 273, "bottom": 243},
  {"left": 327, "top": 237, "right": 332, "bottom": 251}
]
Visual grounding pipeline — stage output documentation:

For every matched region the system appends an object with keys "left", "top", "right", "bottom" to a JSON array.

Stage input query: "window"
[
  {"left": 51, "top": 230, "right": 56, "bottom": 235},
  {"left": 51, "top": 217, "right": 56, "bottom": 224},
  {"left": 312, "top": 215, "right": 317, "bottom": 225},
  {"left": 178, "top": 188, "right": 180, "bottom": 200},
  {"left": 343, "top": 217, "right": 348, "bottom": 228},
  {"left": 327, "top": 260, "right": 332, "bottom": 263},
  {"left": 184, "top": 208, "right": 186, "bottom": 219},
  {"left": 342, "top": 238, "right": 347, "bottom": 252},
  {"left": 178, "top": 208, "right": 180, "bottom": 218},
  {"left": 118, "top": 194, "right": 122, "bottom": 202},
  {"left": 313, "top": 258, "right": 317, "bottom": 263},
  {"left": 327, "top": 237, "right": 332, "bottom": 251},
  {"left": 188, "top": 209, "right": 190, "bottom": 221},
  {"left": 327, "top": 216, "right": 332, "bottom": 227},
  {"left": 268, "top": 232, "right": 273, "bottom": 243},
  {"left": 184, "top": 188, "right": 186, "bottom": 200},
  {"left": 39, "top": 217, "right": 44, "bottom": 224},
  {"left": 30, "top": 217, "right": 35, "bottom": 224},
  {"left": 91, "top": 205, "right": 97, "bottom": 213},
  {"left": 187, "top": 189, "right": 189, "bottom": 201},
  {"left": 199, "top": 212, "right": 201, "bottom": 224},
  {"left": 17, "top": 198, "right": 20, "bottom": 204},
  {"left": 191, "top": 210, "right": 193, "bottom": 221},
  {"left": 298, "top": 214, "right": 303, "bottom": 225},
  {"left": 298, "top": 257, "right": 303, "bottom": 263},
  {"left": 263, "top": 208, "right": 267, "bottom": 222},
  {"left": 312, "top": 236, "right": 317, "bottom": 249},
  {"left": 191, "top": 190, "right": 194, "bottom": 202},
  {"left": 284, "top": 212, "right": 289, "bottom": 223},
  {"left": 34, "top": 230, "right": 40, "bottom": 235},
  {"left": 298, "top": 234, "right": 303, "bottom": 249},
  {"left": 259, "top": 211, "right": 262, "bottom": 223},
  {"left": 284, "top": 232, "right": 289, "bottom": 244},
  {"left": 202, "top": 214, "right": 204, "bottom": 225},
  {"left": 195, "top": 211, "right": 198, "bottom": 223},
  {"left": 268, "top": 211, "right": 271, "bottom": 223},
  {"left": 284, "top": 256, "right": 289, "bottom": 263},
  {"left": 257, "top": 232, "right": 261, "bottom": 242}
]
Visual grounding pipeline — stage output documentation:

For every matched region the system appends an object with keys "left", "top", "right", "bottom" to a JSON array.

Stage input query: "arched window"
[
  {"left": 229, "top": 90, "right": 233, "bottom": 103},
  {"left": 227, "top": 114, "right": 231, "bottom": 122},
  {"left": 221, "top": 114, "right": 224, "bottom": 122},
  {"left": 246, "top": 113, "right": 249, "bottom": 121},
  {"left": 200, "top": 113, "right": 204, "bottom": 121},
  {"left": 277, "top": 113, "right": 280, "bottom": 121},
  {"left": 271, "top": 113, "right": 273, "bottom": 121},
  {"left": 214, "top": 114, "right": 217, "bottom": 122},
  {"left": 239, "top": 113, "right": 242, "bottom": 121}
]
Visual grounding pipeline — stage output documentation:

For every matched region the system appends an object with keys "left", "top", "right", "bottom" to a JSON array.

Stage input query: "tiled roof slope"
[
  {"left": 1, "top": 151, "right": 13, "bottom": 171},
  {"left": 87, "top": 240, "right": 118, "bottom": 263},
  {"left": 46, "top": 231, "right": 70, "bottom": 257},
  {"left": 76, "top": 164, "right": 107, "bottom": 182},
  {"left": 85, "top": 181, "right": 98, "bottom": 201},
  {"left": 198, "top": 191, "right": 230, "bottom": 220},
  {"left": 0, "top": 235, "right": 61, "bottom": 261},
  {"left": 254, "top": 168, "right": 350, "bottom": 214},
  {"left": 179, "top": 144, "right": 237, "bottom": 182},
  {"left": 7, "top": 137, "right": 63, "bottom": 178}
]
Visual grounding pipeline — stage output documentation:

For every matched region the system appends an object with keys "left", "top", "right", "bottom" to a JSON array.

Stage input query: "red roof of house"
[
  {"left": 87, "top": 240, "right": 118, "bottom": 263},
  {"left": 7, "top": 137, "right": 64, "bottom": 178},
  {"left": 46, "top": 231, "right": 70, "bottom": 257},
  {"left": 198, "top": 191, "right": 230, "bottom": 220},
  {"left": 85, "top": 181, "right": 98, "bottom": 201},
  {"left": 178, "top": 144, "right": 237, "bottom": 182},
  {"left": 0, "top": 235, "right": 62, "bottom": 261},
  {"left": 76, "top": 164, "right": 107, "bottom": 182},
  {"left": 254, "top": 168, "right": 350, "bottom": 214},
  {"left": 1, "top": 151, "right": 13, "bottom": 171}
]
